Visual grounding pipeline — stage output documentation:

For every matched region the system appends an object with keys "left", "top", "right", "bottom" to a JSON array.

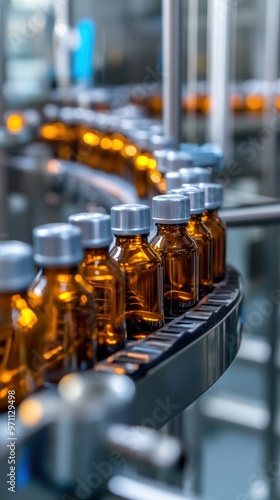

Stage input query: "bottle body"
[
  {"left": 110, "top": 235, "right": 164, "bottom": 340},
  {"left": 187, "top": 214, "right": 214, "bottom": 297},
  {"left": 0, "top": 293, "right": 44, "bottom": 411},
  {"left": 150, "top": 224, "right": 199, "bottom": 317},
  {"left": 28, "top": 266, "right": 95, "bottom": 384},
  {"left": 202, "top": 209, "right": 226, "bottom": 282},
  {"left": 81, "top": 248, "right": 126, "bottom": 360}
]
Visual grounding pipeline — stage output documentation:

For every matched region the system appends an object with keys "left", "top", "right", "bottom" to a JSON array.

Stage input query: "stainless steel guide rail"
[{"left": 95, "top": 267, "right": 243, "bottom": 427}]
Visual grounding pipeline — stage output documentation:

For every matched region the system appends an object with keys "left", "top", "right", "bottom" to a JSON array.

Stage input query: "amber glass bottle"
[
  {"left": 110, "top": 204, "right": 164, "bottom": 340},
  {"left": 0, "top": 241, "right": 44, "bottom": 411},
  {"left": 150, "top": 195, "right": 199, "bottom": 317},
  {"left": 171, "top": 186, "right": 214, "bottom": 297},
  {"left": 28, "top": 224, "right": 95, "bottom": 385},
  {"left": 199, "top": 183, "right": 226, "bottom": 282},
  {"left": 68, "top": 213, "right": 126, "bottom": 360}
]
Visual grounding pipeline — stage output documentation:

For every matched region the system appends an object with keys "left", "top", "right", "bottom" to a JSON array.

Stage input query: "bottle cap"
[
  {"left": 153, "top": 149, "right": 169, "bottom": 174},
  {"left": 149, "top": 135, "right": 176, "bottom": 151},
  {"left": 43, "top": 104, "right": 59, "bottom": 121},
  {"left": 166, "top": 151, "right": 193, "bottom": 170},
  {"left": 197, "top": 183, "right": 223, "bottom": 209},
  {"left": 171, "top": 186, "right": 205, "bottom": 214},
  {"left": 152, "top": 194, "right": 190, "bottom": 223},
  {"left": 33, "top": 223, "right": 83, "bottom": 267},
  {"left": 179, "top": 166, "right": 211, "bottom": 184},
  {"left": 59, "top": 107, "right": 75, "bottom": 125},
  {"left": 0, "top": 241, "right": 34, "bottom": 292},
  {"left": 68, "top": 213, "right": 112, "bottom": 248},
  {"left": 165, "top": 172, "right": 182, "bottom": 191},
  {"left": 111, "top": 204, "right": 150, "bottom": 235}
]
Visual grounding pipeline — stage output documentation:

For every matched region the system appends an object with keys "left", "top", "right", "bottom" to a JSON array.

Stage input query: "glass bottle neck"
[
  {"left": 115, "top": 234, "right": 149, "bottom": 245},
  {"left": 204, "top": 209, "right": 218, "bottom": 216},
  {"left": 190, "top": 213, "right": 203, "bottom": 222},
  {"left": 40, "top": 265, "right": 79, "bottom": 276},
  {"left": 155, "top": 223, "right": 187, "bottom": 235},
  {"left": 84, "top": 247, "right": 109, "bottom": 259}
]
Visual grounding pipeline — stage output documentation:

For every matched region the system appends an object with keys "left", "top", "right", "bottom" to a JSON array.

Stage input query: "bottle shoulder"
[
  {"left": 27, "top": 270, "right": 94, "bottom": 307},
  {"left": 81, "top": 256, "right": 124, "bottom": 283},
  {"left": 202, "top": 212, "right": 226, "bottom": 232},
  {"left": 150, "top": 232, "right": 198, "bottom": 255},
  {"left": 110, "top": 242, "right": 161, "bottom": 266},
  {"left": 187, "top": 219, "right": 213, "bottom": 241}
]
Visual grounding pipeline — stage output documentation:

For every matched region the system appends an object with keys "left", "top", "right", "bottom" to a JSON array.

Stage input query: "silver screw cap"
[
  {"left": 171, "top": 185, "right": 205, "bottom": 214},
  {"left": 111, "top": 204, "right": 150, "bottom": 235},
  {"left": 166, "top": 151, "right": 193, "bottom": 171},
  {"left": 149, "top": 135, "right": 176, "bottom": 151},
  {"left": 153, "top": 149, "right": 170, "bottom": 174},
  {"left": 152, "top": 194, "right": 190, "bottom": 223},
  {"left": 197, "top": 183, "right": 223, "bottom": 209},
  {"left": 68, "top": 213, "right": 112, "bottom": 248},
  {"left": 179, "top": 166, "right": 211, "bottom": 184},
  {"left": 165, "top": 172, "right": 182, "bottom": 191},
  {"left": 0, "top": 241, "right": 34, "bottom": 292},
  {"left": 33, "top": 223, "right": 83, "bottom": 267}
]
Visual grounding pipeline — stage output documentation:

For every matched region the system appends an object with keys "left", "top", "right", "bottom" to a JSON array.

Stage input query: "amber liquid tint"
[
  {"left": 202, "top": 209, "right": 226, "bottom": 282},
  {"left": 0, "top": 293, "right": 44, "bottom": 411},
  {"left": 80, "top": 248, "right": 126, "bottom": 360},
  {"left": 150, "top": 224, "right": 199, "bottom": 317},
  {"left": 187, "top": 214, "right": 214, "bottom": 297},
  {"left": 110, "top": 235, "right": 164, "bottom": 340},
  {"left": 28, "top": 267, "right": 95, "bottom": 384}
]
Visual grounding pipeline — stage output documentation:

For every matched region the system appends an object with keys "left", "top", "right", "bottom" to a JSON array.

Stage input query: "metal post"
[
  {"left": 265, "top": 226, "right": 279, "bottom": 500},
  {"left": 186, "top": 0, "right": 199, "bottom": 143},
  {"left": 207, "top": 0, "right": 231, "bottom": 160},
  {"left": 162, "top": 0, "right": 182, "bottom": 148},
  {"left": 0, "top": 0, "right": 7, "bottom": 237},
  {"left": 53, "top": 0, "right": 71, "bottom": 89},
  {"left": 163, "top": 413, "right": 185, "bottom": 488},
  {"left": 261, "top": 5, "right": 280, "bottom": 495},
  {"left": 261, "top": 0, "right": 280, "bottom": 198}
]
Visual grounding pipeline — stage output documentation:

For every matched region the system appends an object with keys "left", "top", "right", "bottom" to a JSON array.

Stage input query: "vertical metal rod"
[
  {"left": 261, "top": 0, "right": 280, "bottom": 197},
  {"left": 186, "top": 0, "right": 199, "bottom": 143},
  {"left": 163, "top": 413, "right": 185, "bottom": 488},
  {"left": 261, "top": 8, "right": 280, "bottom": 494},
  {"left": 162, "top": 0, "right": 182, "bottom": 148},
  {"left": 0, "top": 0, "right": 7, "bottom": 237},
  {"left": 53, "top": 0, "right": 71, "bottom": 89},
  {"left": 207, "top": 0, "right": 231, "bottom": 160},
  {"left": 265, "top": 226, "right": 279, "bottom": 500},
  {"left": 0, "top": 0, "right": 5, "bottom": 126},
  {"left": 262, "top": 6, "right": 280, "bottom": 490}
]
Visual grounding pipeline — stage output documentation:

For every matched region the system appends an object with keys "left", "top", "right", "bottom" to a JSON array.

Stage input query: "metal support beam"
[
  {"left": 207, "top": 0, "right": 231, "bottom": 159},
  {"left": 162, "top": 0, "right": 182, "bottom": 148},
  {"left": 0, "top": 0, "right": 7, "bottom": 236},
  {"left": 186, "top": 0, "right": 199, "bottom": 143},
  {"left": 220, "top": 204, "right": 280, "bottom": 226},
  {"left": 261, "top": 0, "right": 280, "bottom": 197}
]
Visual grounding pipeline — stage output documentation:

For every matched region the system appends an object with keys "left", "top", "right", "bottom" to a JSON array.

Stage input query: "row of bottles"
[
  {"left": 131, "top": 91, "right": 274, "bottom": 116},
  {"left": 0, "top": 181, "right": 226, "bottom": 409},
  {"left": 39, "top": 106, "right": 221, "bottom": 201}
]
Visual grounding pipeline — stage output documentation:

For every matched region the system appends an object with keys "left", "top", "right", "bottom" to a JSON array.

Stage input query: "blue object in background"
[
  {"left": 72, "top": 19, "right": 95, "bottom": 85},
  {"left": 17, "top": 445, "right": 32, "bottom": 488}
]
